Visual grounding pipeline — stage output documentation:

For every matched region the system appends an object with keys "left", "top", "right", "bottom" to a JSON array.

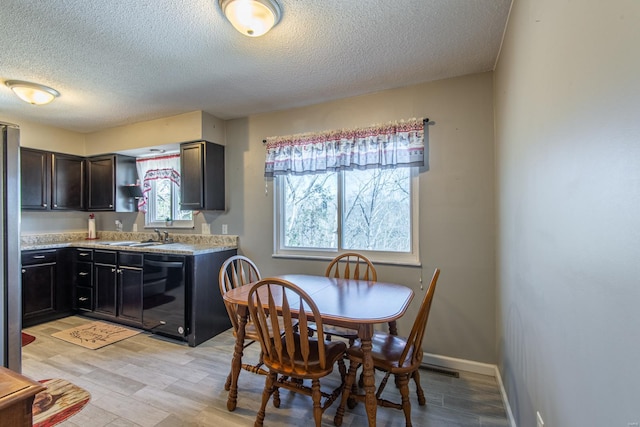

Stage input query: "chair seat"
[
  {"left": 347, "top": 332, "right": 420, "bottom": 373},
  {"left": 264, "top": 333, "right": 347, "bottom": 378}
]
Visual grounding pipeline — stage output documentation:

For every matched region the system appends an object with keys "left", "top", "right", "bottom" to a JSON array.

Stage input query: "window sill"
[{"left": 271, "top": 253, "right": 422, "bottom": 268}]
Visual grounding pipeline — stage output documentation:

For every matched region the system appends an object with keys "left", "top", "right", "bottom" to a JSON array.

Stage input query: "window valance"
[{"left": 264, "top": 118, "right": 426, "bottom": 177}]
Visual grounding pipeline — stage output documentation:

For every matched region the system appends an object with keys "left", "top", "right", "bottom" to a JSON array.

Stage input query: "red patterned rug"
[
  {"left": 22, "top": 332, "right": 36, "bottom": 346},
  {"left": 33, "top": 378, "right": 91, "bottom": 427}
]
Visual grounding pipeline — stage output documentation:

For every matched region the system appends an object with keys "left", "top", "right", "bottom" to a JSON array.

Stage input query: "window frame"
[
  {"left": 143, "top": 177, "right": 194, "bottom": 229},
  {"left": 273, "top": 168, "right": 420, "bottom": 266}
]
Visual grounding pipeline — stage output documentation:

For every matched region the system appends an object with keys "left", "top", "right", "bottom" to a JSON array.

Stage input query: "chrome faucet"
[
  {"left": 154, "top": 228, "right": 163, "bottom": 241},
  {"left": 163, "top": 231, "right": 173, "bottom": 243}
]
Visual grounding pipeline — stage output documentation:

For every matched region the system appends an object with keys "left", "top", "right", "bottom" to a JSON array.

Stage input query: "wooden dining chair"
[
  {"left": 333, "top": 268, "right": 441, "bottom": 427},
  {"left": 314, "top": 252, "right": 397, "bottom": 343},
  {"left": 248, "top": 277, "right": 347, "bottom": 427},
  {"left": 218, "top": 255, "right": 267, "bottom": 391}
]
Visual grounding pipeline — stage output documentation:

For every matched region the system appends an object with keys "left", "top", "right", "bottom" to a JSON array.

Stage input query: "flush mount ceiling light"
[
  {"left": 5, "top": 80, "right": 60, "bottom": 105},
  {"left": 219, "top": 0, "right": 282, "bottom": 37}
]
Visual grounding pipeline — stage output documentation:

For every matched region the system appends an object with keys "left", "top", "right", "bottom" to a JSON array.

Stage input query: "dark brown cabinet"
[
  {"left": 52, "top": 153, "right": 85, "bottom": 210},
  {"left": 21, "top": 249, "right": 73, "bottom": 327},
  {"left": 91, "top": 250, "right": 143, "bottom": 325},
  {"left": 22, "top": 250, "right": 56, "bottom": 321},
  {"left": 180, "top": 141, "right": 225, "bottom": 211},
  {"left": 21, "top": 148, "right": 85, "bottom": 211},
  {"left": 87, "top": 154, "right": 137, "bottom": 212},
  {"left": 73, "top": 248, "right": 94, "bottom": 312},
  {"left": 20, "top": 148, "right": 50, "bottom": 210}
]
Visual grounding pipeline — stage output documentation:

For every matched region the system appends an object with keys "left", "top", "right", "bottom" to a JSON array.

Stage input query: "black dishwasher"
[{"left": 142, "top": 254, "right": 189, "bottom": 341}]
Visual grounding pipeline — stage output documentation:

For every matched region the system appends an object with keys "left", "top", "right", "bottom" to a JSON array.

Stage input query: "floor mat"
[
  {"left": 22, "top": 332, "right": 36, "bottom": 346},
  {"left": 51, "top": 321, "right": 141, "bottom": 350},
  {"left": 33, "top": 378, "right": 90, "bottom": 427}
]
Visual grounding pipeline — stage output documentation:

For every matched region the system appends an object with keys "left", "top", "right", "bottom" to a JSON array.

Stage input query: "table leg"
[
  {"left": 227, "top": 306, "right": 248, "bottom": 411},
  {"left": 359, "top": 324, "right": 377, "bottom": 426}
]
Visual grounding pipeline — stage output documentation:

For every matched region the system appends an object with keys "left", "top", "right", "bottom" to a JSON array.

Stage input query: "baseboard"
[
  {"left": 422, "top": 352, "right": 496, "bottom": 376},
  {"left": 423, "top": 353, "right": 517, "bottom": 427},
  {"left": 494, "top": 366, "right": 517, "bottom": 427}
]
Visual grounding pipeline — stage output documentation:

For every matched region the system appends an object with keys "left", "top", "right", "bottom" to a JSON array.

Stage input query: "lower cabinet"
[
  {"left": 69, "top": 247, "right": 235, "bottom": 346},
  {"left": 93, "top": 250, "right": 143, "bottom": 326},
  {"left": 22, "top": 249, "right": 73, "bottom": 327}
]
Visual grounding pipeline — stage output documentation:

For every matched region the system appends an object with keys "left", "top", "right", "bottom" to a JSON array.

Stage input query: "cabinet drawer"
[
  {"left": 119, "top": 252, "right": 143, "bottom": 268},
  {"left": 76, "top": 286, "right": 93, "bottom": 311},
  {"left": 94, "top": 250, "right": 117, "bottom": 265},
  {"left": 74, "top": 248, "right": 93, "bottom": 261},
  {"left": 21, "top": 250, "right": 56, "bottom": 266},
  {"left": 75, "top": 262, "right": 93, "bottom": 287}
]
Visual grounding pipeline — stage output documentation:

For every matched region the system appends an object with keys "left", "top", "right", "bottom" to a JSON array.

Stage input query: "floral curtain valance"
[
  {"left": 264, "top": 118, "right": 426, "bottom": 177},
  {"left": 135, "top": 154, "right": 181, "bottom": 213}
]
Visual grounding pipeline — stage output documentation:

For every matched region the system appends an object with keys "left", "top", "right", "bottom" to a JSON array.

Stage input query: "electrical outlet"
[
  {"left": 536, "top": 411, "right": 544, "bottom": 427},
  {"left": 201, "top": 223, "right": 210, "bottom": 234},
  {"left": 222, "top": 224, "right": 228, "bottom": 235}
]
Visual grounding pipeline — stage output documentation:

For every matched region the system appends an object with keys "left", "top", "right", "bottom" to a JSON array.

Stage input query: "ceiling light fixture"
[
  {"left": 5, "top": 80, "right": 60, "bottom": 105},
  {"left": 219, "top": 0, "right": 282, "bottom": 37}
]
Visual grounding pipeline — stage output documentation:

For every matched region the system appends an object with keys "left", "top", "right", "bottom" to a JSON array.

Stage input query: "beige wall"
[
  {"left": 222, "top": 73, "right": 497, "bottom": 363},
  {"left": 494, "top": 0, "right": 640, "bottom": 426},
  {"left": 0, "top": 115, "right": 86, "bottom": 155}
]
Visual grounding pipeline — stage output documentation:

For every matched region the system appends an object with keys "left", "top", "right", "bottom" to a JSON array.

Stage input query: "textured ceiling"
[{"left": 0, "top": 0, "right": 512, "bottom": 133}]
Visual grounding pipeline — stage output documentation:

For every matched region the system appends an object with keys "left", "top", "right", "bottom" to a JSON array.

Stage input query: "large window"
[{"left": 275, "top": 167, "right": 419, "bottom": 264}]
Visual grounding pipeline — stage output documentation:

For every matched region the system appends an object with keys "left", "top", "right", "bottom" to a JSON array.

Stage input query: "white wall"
[
  {"left": 494, "top": 0, "right": 640, "bottom": 426},
  {"left": 221, "top": 73, "right": 497, "bottom": 363}
]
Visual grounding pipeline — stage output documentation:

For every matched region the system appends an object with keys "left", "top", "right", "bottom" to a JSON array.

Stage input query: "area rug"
[
  {"left": 51, "top": 321, "right": 141, "bottom": 350},
  {"left": 33, "top": 378, "right": 91, "bottom": 427},
  {"left": 22, "top": 332, "right": 36, "bottom": 346}
]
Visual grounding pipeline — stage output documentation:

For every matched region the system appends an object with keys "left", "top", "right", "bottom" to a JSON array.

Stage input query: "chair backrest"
[
  {"left": 325, "top": 252, "right": 377, "bottom": 281},
  {"left": 248, "top": 277, "right": 329, "bottom": 372},
  {"left": 219, "top": 255, "right": 262, "bottom": 332},
  {"left": 398, "top": 268, "right": 440, "bottom": 367}
]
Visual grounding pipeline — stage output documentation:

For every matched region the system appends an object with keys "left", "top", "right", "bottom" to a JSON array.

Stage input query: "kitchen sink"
[
  {"left": 127, "top": 241, "right": 167, "bottom": 247},
  {"left": 95, "top": 240, "right": 167, "bottom": 247}
]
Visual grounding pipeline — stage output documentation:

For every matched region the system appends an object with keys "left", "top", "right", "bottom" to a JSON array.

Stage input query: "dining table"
[{"left": 222, "top": 273, "right": 415, "bottom": 426}]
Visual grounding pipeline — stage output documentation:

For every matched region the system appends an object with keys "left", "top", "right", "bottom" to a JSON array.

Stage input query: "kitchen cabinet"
[
  {"left": 72, "top": 248, "right": 94, "bottom": 312},
  {"left": 21, "top": 249, "right": 73, "bottom": 327},
  {"left": 180, "top": 141, "right": 225, "bottom": 211},
  {"left": 20, "top": 148, "right": 86, "bottom": 210},
  {"left": 92, "top": 250, "right": 143, "bottom": 326},
  {"left": 51, "top": 153, "right": 85, "bottom": 210},
  {"left": 87, "top": 154, "right": 137, "bottom": 212},
  {"left": 20, "top": 148, "right": 50, "bottom": 210}
]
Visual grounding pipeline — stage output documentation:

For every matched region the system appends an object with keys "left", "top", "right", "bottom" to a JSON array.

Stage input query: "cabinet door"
[
  {"left": 180, "top": 141, "right": 225, "bottom": 210},
  {"left": 87, "top": 156, "right": 115, "bottom": 210},
  {"left": 180, "top": 142, "right": 204, "bottom": 210},
  {"left": 22, "top": 264, "right": 56, "bottom": 318},
  {"left": 20, "top": 148, "right": 50, "bottom": 210},
  {"left": 94, "top": 263, "right": 117, "bottom": 316},
  {"left": 52, "top": 154, "right": 85, "bottom": 210},
  {"left": 119, "top": 267, "right": 143, "bottom": 322}
]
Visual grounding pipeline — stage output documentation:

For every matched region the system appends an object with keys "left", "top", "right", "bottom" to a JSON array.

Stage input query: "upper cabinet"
[
  {"left": 87, "top": 154, "right": 137, "bottom": 212},
  {"left": 52, "top": 153, "right": 85, "bottom": 210},
  {"left": 21, "top": 148, "right": 50, "bottom": 210},
  {"left": 180, "top": 141, "right": 225, "bottom": 211},
  {"left": 21, "top": 148, "right": 85, "bottom": 211}
]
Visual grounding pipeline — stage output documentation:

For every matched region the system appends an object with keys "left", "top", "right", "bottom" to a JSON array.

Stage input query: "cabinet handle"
[
  {"left": 109, "top": 204, "right": 113, "bottom": 208},
  {"left": 79, "top": 272, "right": 89, "bottom": 276},
  {"left": 79, "top": 297, "right": 88, "bottom": 301},
  {"left": 42, "top": 203, "right": 47, "bottom": 207},
  {"left": 32, "top": 255, "right": 46, "bottom": 259},
  {"left": 53, "top": 204, "right": 58, "bottom": 208},
  {"left": 21, "top": 269, "right": 26, "bottom": 273},
  {"left": 117, "top": 269, "right": 122, "bottom": 274},
  {"left": 79, "top": 252, "right": 89, "bottom": 257}
]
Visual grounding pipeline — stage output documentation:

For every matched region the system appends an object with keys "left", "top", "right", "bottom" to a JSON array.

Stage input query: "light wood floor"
[{"left": 22, "top": 316, "right": 509, "bottom": 426}]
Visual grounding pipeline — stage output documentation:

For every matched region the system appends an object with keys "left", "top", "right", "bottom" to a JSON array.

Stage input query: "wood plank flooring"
[{"left": 22, "top": 316, "right": 509, "bottom": 426}]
